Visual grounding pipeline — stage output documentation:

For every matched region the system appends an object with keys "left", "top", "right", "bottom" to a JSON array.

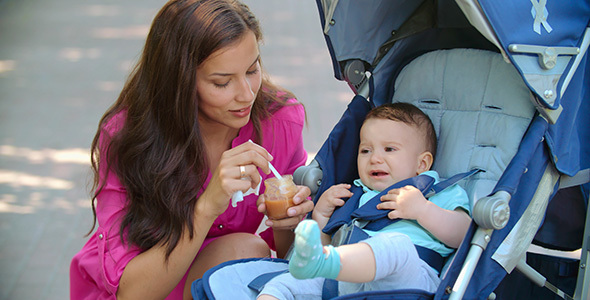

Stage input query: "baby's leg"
[
  {"left": 347, "top": 232, "right": 440, "bottom": 293},
  {"left": 332, "top": 242, "right": 377, "bottom": 282},
  {"left": 288, "top": 220, "right": 377, "bottom": 282},
  {"left": 288, "top": 220, "right": 341, "bottom": 279}
]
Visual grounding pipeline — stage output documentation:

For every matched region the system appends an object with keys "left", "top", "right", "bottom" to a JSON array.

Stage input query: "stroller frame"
[{"left": 293, "top": 0, "right": 590, "bottom": 299}]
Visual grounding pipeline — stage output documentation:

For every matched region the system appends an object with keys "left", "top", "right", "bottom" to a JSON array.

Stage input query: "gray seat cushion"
[{"left": 392, "top": 48, "right": 536, "bottom": 206}]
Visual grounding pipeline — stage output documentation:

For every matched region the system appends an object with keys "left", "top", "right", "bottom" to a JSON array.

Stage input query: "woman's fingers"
[
  {"left": 216, "top": 142, "right": 273, "bottom": 195},
  {"left": 266, "top": 200, "right": 313, "bottom": 230},
  {"left": 223, "top": 140, "right": 273, "bottom": 174},
  {"left": 235, "top": 164, "right": 261, "bottom": 190},
  {"left": 266, "top": 215, "right": 303, "bottom": 230},
  {"left": 260, "top": 185, "right": 313, "bottom": 230},
  {"left": 292, "top": 185, "right": 311, "bottom": 205}
]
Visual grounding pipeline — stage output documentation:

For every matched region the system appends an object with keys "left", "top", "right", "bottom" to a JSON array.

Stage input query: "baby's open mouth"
[{"left": 371, "top": 171, "right": 389, "bottom": 177}]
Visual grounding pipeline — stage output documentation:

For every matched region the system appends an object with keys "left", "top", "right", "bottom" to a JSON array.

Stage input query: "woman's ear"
[{"left": 416, "top": 151, "right": 434, "bottom": 174}]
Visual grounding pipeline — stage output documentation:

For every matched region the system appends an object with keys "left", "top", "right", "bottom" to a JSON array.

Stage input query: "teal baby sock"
[{"left": 288, "top": 220, "right": 341, "bottom": 280}]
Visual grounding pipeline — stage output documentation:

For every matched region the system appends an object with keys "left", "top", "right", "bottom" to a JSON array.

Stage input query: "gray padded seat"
[{"left": 392, "top": 49, "right": 536, "bottom": 206}]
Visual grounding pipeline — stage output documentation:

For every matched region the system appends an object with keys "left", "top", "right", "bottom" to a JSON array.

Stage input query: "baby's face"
[{"left": 357, "top": 118, "right": 426, "bottom": 191}]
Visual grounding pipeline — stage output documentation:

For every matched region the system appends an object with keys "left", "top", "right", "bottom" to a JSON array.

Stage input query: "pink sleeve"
[
  {"left": 71, "top": 112, "right": 142, "bottom": 298},
  {"left": 96, "top": 114, "right": 143, "bottom": 294}
]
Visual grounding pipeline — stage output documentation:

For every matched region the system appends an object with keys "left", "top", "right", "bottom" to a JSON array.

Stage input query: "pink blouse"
[{"left": 70, "top": 100, "right": 307, "bottom": 299}]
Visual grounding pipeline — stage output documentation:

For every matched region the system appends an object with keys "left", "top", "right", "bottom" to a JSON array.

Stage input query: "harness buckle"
[{"left": 331, "top": 218, "right": 369, "bottom": 246}]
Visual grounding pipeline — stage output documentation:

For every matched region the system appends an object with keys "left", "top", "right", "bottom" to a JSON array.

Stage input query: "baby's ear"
[{"left": 417, "top": 151, "right": 434, "bottom": 174}]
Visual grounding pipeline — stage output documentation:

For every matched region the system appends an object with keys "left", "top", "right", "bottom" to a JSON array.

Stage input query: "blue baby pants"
[{"left": 259, "top": 232, "right": 441, "bottom": 300}]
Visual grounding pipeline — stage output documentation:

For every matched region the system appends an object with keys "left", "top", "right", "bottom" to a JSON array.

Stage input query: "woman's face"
[{"left": 196, "top": 30, "right": 262, "bottom": 132}]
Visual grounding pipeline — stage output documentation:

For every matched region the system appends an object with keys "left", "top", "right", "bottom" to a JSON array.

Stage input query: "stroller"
[{"left": 193, "top": 0, "right": 590, "bottom": 299}]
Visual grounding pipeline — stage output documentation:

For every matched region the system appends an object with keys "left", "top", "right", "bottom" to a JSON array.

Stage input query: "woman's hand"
[
  {"left": 257, "top": 185, "right": 313, "bottom": 230},
  {"left": 257, "top": 184, "right": 312, "bottom": 258},
  {"left": 201, "top": 141, "right": 273, "bottom": 217}
]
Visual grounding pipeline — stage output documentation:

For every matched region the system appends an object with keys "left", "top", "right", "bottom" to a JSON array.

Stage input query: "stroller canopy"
[{"left": 317, "top": 0, "right": 590, "bottom": 178}]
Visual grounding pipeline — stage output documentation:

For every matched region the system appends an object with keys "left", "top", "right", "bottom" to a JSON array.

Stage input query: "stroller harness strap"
[
  {"left": 324, "top": 170, "right": 480, "bottom": 236},
  {"left": 323, "top": 174, "right": 436, "bottom": 237}
]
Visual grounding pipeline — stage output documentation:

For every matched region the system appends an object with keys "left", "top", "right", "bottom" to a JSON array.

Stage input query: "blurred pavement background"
[{"left": 0, "top": 0, "right": 352, "bottom": 299}]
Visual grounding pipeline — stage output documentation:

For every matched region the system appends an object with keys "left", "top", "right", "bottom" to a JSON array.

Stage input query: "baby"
[{"left": 257, "top": 102, "right": 472, "bottom": 299}]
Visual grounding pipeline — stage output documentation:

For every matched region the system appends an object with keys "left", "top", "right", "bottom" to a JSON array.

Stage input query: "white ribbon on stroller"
[{"left": 492, "top": 163, "right": 559, "bottom": 272}]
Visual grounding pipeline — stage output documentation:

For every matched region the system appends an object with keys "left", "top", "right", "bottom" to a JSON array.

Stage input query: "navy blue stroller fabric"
[
  {"left": 191, "top": 258, "right": 289, "bottom": 299},
  {"left": 312, "top": 95, "right": 373, "bottom": 203}
]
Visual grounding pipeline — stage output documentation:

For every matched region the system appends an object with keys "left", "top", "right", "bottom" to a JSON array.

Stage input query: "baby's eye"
[
  {"left": 360, "top": 148, "right": 370, "bottom": 154},
  {"left": 385, "top": 147, "right": 396, "bottom": 152}
]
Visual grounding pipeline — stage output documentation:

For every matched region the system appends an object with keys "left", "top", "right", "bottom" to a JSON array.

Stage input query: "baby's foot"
[{"left": 288, "top": 220, "right": 341, "bottom": 279}]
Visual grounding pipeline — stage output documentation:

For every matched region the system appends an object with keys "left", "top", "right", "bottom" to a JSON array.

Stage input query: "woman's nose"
[{"left": 235, "top": 76, "right": 255, "bottom": 102}]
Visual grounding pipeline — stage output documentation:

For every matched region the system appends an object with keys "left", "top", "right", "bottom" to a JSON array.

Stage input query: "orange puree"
[{"left": 264, "top": 175, "right": 297, "bottom": 220}]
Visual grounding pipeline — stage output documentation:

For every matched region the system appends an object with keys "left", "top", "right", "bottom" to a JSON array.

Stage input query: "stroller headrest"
[{"left": 392, "top": 48, "right": 536, "bottom": 205}]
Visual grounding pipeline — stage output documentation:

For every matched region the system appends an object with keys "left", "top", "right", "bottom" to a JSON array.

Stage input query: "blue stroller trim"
[
  {"left": 476, "top": 1, "right": 590, "bottom": 110},
  {"left": 191, "top": 257, "right": 288, "bottom": 300},
  {"left": 323, "top": 284, "right": 438, "bottom": 300},
  {"left": 331, "top": 288, "right": 434, "bottom": 300},
  {"left": 313, "top": 95, "right": 373, "bottom": 203}
]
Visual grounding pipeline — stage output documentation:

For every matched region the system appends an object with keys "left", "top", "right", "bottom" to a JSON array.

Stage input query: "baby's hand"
[
  {"left": 312, "top": 184, "right": 352, "bottom": 225},
  {"left": 378, "top": 185, "right": 427, "bottom": 220}
]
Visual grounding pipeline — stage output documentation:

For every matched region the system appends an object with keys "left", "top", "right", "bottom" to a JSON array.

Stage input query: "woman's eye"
[
  {"left": 214, "top": 81, "right": 230, "bottom": 88},
  {"left": 246, "top": 68, "right": 259, "bottom": 75}
]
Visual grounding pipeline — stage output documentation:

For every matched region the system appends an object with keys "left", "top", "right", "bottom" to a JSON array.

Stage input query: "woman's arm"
[
  {"left": 272, "top": 229, "right": 295, "bottom": 259},
  {"left": 117, "top": 196, "right": 217, "bottom": 300},
  {"left": 117, "top": 142, "right": 274, "bottom": 299}
]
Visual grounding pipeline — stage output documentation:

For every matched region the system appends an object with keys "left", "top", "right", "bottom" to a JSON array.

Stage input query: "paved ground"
[{"left": 0, "top": 0, "right": 351, "bottom": 299}]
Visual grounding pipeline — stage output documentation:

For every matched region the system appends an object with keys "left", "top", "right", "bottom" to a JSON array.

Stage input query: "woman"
[{"left": 70, "top": 0, "right": 313, "bottom": 299}]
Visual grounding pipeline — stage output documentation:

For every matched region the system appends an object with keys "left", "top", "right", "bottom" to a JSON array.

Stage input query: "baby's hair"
[{"left": 364, "top": 102, "right": 437, "bottom": 161}]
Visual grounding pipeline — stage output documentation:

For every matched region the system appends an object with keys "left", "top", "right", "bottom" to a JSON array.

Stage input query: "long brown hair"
[{"left": 88, "top": 0, "right": 294, "bottom": 258}]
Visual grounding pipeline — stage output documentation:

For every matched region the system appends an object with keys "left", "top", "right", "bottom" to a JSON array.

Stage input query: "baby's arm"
[
  {"left": 379, "top": 186, "right": 471, "bottom": 248},
  {"left": 312, "top": 184, "right": 353, "bottom": 245}
]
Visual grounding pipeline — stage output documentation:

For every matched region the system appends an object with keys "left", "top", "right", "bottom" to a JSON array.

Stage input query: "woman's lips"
[{"left": 229, "top": 106, "right": 251, "bottom": 118}]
